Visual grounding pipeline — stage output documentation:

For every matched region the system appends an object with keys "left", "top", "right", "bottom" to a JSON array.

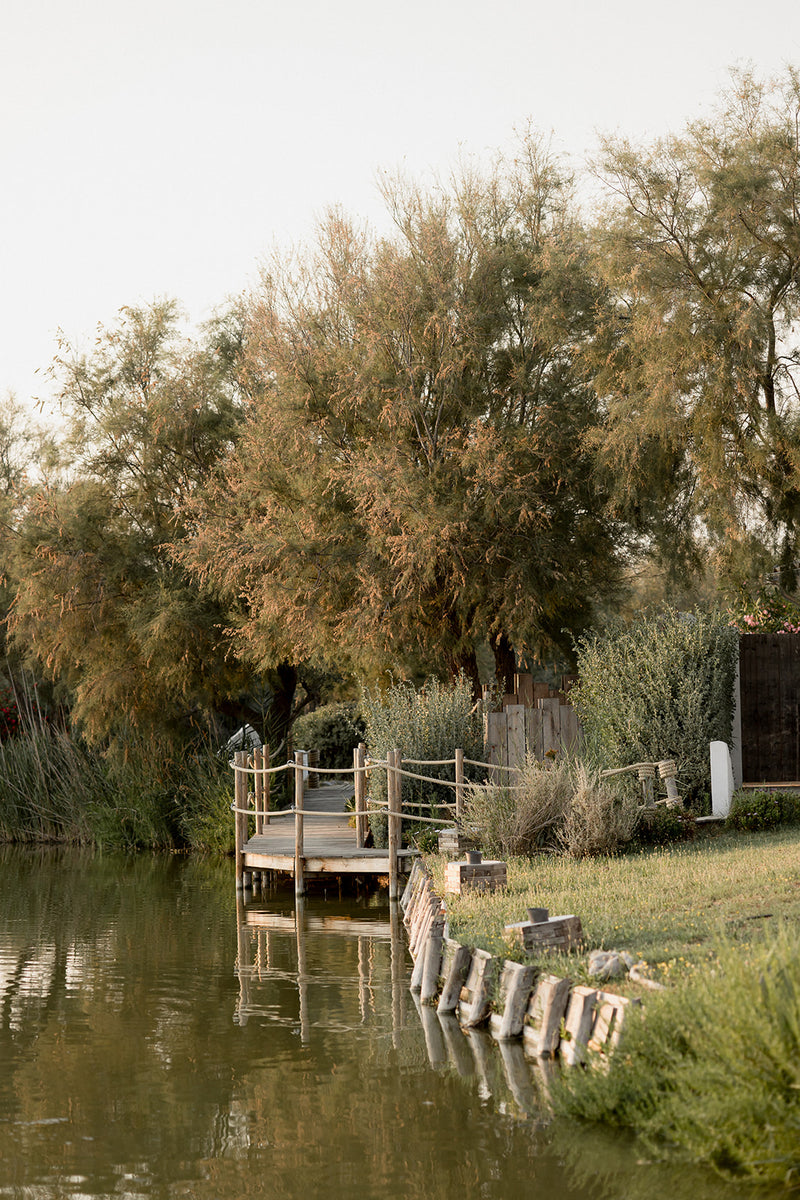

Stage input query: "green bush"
[
  {"left": 551, "top": 926, "right": 800, "bottom": 1185},
  {"left": 725, "top": 788, "right": 800, "bottom": 832},
  {"left": 292, "top": 701, "right": 365, "bottom": 770},
  {"left": 628, "top": 805, "right": 696, "bottom": 848},
  {"left": 571, "top": 608, "right": 739, "bottom": 810},
  {"left": 360, "top": 676, "right": 485, "bottom": 848}
]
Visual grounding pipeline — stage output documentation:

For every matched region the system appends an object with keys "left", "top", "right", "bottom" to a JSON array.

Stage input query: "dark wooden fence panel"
[{"left": 740, "top": 633, "right": 800, "bottom": 783}]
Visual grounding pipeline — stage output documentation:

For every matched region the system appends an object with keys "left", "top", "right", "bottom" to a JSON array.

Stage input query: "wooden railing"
[{"left": 231, "top": 745, "right": 505, "bottom": 899}]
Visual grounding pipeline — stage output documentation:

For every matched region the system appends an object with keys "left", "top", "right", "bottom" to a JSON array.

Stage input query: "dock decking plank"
[{"left": 241, "top": 779, "right": 418, "bottom": 877}]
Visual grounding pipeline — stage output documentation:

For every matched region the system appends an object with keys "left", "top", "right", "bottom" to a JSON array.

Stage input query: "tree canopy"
[
  {"left": 589, "top": 67, "right": 800, "bottom": 597},
  {"left": 6, "top": 302, "right": 250, "bottom": 745},
  {"left": 184, "top": 136, "right": 626, "bottom": 689}
]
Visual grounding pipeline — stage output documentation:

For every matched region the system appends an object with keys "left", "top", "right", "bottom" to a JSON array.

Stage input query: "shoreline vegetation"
[{"left": 425, "top": 826, "right": 800, "bottom": 1186}]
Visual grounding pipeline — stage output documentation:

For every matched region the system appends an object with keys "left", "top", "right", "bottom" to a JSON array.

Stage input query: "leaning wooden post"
[
  {"left": 294, "top": 750, "right": 305, "bottom": 897},
  {"left": 354, "top": 743, "right": 366, "bottom": 848},
  {"left": 234, "top": 750, "right": 247, "bottom": 890},
  {"left": 253, "top": 746, "right": 264, "bottom": 835},
  {"left": 388, "top": 747, "right": 402, "bottom": 902},
  {"left": 455, "top": 747, "right": 464, "bottom": 823}
]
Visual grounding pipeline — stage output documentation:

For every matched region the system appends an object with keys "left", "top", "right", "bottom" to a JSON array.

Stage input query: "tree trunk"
[
  {"left": 490, "top": 630, "right": 516, "bottom": 696},
  {"left": 448, "top": 645, "right": 482, "bottom": 700}
]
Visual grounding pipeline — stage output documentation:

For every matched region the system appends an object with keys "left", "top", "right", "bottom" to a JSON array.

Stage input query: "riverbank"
[
  {"left": 424, "top": 826, "right": 800, "bottom": 1185},
  {"left": 426, "top": 824, "right": 800, "bottom": 988}
]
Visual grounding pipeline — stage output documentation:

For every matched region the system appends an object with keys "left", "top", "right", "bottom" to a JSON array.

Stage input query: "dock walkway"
[{"left": 240, "top": 778, "right": 418, "bottom": 880}]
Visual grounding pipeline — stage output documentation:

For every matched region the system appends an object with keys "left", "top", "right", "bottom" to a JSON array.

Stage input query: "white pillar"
[{"left": 710, "top": 741, "right": 734, "bottom": 818}]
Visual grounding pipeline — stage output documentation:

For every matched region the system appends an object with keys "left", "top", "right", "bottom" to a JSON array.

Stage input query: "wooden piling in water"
[
  {"left": 388, "top": 747, "right": 401, "bottom": 901},
  {"left": 294, "top": 751, "right": 305, "bottom": 897},
  {"left": 235, "top": 750, "right": 247, "bottom": 889},
  {"left": 253, "top": 747, "right": 264, "bottom": 835}
]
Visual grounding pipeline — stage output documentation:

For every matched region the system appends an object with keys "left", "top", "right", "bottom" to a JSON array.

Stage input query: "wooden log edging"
[{"left": 400, "top": 860, "right": 638, "bottom": 1068}]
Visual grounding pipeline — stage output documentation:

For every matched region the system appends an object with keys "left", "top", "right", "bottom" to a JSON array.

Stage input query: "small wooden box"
[
  {"left": 444, "top": 859, "right": 507, "bottom": 894},
  {"left": 504, "top": 914, "right": 583, "bottom": 953}
]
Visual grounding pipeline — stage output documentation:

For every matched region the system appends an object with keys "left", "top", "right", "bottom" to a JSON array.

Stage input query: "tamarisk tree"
[
  {"left": 589, "top": 67, "right": 800, "bottom": 596},
  {"left": 185, "top": 135, "right": 626, "bottom": 689},
  {"left": 7, "top": 301, "right": 250, "bottom": 745}
]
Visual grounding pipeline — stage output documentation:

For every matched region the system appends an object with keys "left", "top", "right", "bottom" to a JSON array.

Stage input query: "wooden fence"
[{"left": 484, "top": 674, "right": 583, "bottom": 772}]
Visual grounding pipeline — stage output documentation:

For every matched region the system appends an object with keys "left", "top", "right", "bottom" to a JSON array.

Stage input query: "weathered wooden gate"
[{"left": 739, "top": 633, "right": 800, "bottom": 783}]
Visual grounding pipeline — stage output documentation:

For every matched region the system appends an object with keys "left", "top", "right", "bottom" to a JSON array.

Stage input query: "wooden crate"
[
  {"left": 504, "top": 914, "right": 583, "bottom": 953},
  {"left": 444, "top": 859, "right": 507, "bottom": 894}
]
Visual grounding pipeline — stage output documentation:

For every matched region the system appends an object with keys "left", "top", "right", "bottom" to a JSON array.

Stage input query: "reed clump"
[{"left": 0, "top": 681, "right": 234, "bottom": 850}]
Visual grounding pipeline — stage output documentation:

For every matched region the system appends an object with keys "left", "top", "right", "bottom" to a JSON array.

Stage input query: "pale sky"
[{"left": 2, "top": 0, "right": 799, "bottom": 412}]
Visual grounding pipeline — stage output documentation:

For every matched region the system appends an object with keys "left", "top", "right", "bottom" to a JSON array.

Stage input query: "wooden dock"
[{"left": 236, "top": 771, "right": 418, "bottom": 893}]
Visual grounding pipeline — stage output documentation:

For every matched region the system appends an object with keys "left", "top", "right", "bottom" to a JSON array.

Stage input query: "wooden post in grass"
[
  {"left": 388, "top": 748, "right": 402, "bottom": 901},
  {"left": 294, "top": 750, "right": 305, "bottom": 897},
  {"left": 455, "top": 747, "right": 464, "bottom": 822}
]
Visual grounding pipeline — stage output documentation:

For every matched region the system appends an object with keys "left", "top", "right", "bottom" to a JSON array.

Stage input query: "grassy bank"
[
  {"left": 428, "top": 827, "right": 800, "bottom": 1186},
  {"left": 428, "top": 825, "right": 800, "bottom": 987}
]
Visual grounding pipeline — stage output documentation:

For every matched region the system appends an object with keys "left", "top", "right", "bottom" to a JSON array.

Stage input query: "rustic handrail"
[{"left": 232, "top": 742, "right": 486, "bottom": 894}]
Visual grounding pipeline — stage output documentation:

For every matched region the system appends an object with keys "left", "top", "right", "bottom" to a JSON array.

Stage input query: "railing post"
[
  {"left": 388, "top": 747, "right": 402, "bottom": 902},
  {"left": 294, "top": 750, "right": 305, "bottom": 897},
  {"left": 455, "top": 747, "right": 464, "bottom": 823},
  {"left": 235, "top": 750, "right": 247, "bottom": 890},
  {"left": 263, "top": 743, "right": 271, "bottom": 826},
  {"left": 354, "top": 743, "right": 366, "bottom": 848},
  {"left": 253, "top": 746, "right": 264, "bottom": 835}
]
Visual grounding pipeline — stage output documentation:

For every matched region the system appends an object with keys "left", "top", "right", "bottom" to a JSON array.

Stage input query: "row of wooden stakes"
[{"left": 400, "top": 860, "right": 638, "bottom": 1067}]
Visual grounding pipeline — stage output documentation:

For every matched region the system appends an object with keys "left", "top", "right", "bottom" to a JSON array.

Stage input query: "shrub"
[
  {"left": 465, "top": 757, "right": 639, "bottom": 858},
  {"left": 572, "top": 607, "right": 739, "bottom": 811},
  {"left": 292, "top": 702, "right": 365, "bottom": 770},
  {"left": 551, "top": 926, "right": 800, "bottom": 1185},
  {"left": 360, "top": 676, "right": 485, "bottom": 847},
  {"left": 725, "top": 788, "right": 800, "bottom": 832},
  {"left": 464, "top": 755, "right": 573, "bottom": 856},
  {"left": 556, "top": 764, "right": 639, "bottom": 857},
  {"left": 628, "top": 804, "right": 696, "bottom": 848}
]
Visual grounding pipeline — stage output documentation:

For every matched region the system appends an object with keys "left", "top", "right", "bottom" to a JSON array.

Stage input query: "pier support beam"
[
  {"left": 294, "top": 751, "right": 305, "bottom": 897},
  {"left": 235, "top": 750, "right": 248, "bottom": 890},
  {"left": 354, "top": 743, "right": 367, "bottom": 848},
  {"left": 388, "top": 747, "right": 402, "bottom": 901}
]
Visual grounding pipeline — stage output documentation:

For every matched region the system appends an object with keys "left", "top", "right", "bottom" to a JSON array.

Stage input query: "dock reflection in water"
[
  {"left": 235, "top": 894, "right": 410, "bottom": 1049},
  {"left": 236, "top": 893, "right": 575, "bottom": 1125}
]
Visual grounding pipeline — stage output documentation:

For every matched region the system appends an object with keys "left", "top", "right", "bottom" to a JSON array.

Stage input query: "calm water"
[{"left": 0, "top": 848, "right": 771, "bottom": 1199}]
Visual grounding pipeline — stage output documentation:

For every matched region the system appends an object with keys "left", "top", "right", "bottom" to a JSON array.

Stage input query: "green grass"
[
  {"left": 428, "top": 825, "right": 800, "bottom": 987},
  {"left": 550, "top": 926, "right": 800, "bottom": 1186},
  {"left": 428, "top": 827, "right": 800, "bottom": 1185}
]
